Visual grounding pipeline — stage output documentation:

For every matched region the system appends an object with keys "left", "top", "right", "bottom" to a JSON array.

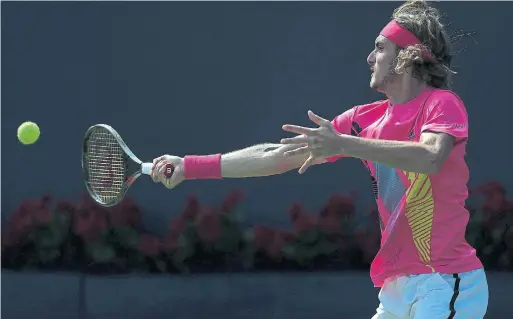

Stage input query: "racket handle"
[
  {"left": 141, "top": 163, "right": 153, "bottom": 175},
  {"left": 141, "top": 162, "right": 174, "bottom": 178}
]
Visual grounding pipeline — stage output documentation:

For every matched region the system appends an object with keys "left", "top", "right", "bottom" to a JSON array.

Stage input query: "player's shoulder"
[
  {"left": 332, "top": 99, "right": 387, "bottom": 121},
  {"left": 428, "top": 88, "right": 466, "bottom": 108},
  {"left": 331, "top": 99, "right": 388, "bottom": 134},
  {"left": 352, "top": 99, "right": 389, "bottom": 116}
]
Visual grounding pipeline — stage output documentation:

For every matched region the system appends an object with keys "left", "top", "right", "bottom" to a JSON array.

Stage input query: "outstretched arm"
[
  {"left": 220, "top": 143, "right": 326, "bottom": 178},
  {"left": 151, "top": 141, "right": 326, "bottom": 188},
  {"left": 152, "top": 108, "right": 355, "bottom": 188}
]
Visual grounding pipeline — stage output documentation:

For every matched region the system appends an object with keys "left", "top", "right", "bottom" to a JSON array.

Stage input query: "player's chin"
[
  {"left": 369, "top": 76, "right": 383, "bottom": 90},
  {"left": 369, "top": 79, "right": 379, "bottom": 90}
]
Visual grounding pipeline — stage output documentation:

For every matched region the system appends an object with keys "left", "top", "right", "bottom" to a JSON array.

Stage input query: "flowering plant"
[{"left": 2, "top": 181, "right": 512, "bottom": 273}]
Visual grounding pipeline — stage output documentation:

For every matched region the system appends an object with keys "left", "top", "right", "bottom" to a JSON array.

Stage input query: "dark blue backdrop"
[{"left": 2, "top": 2, "right": 512, "bottom": 233}]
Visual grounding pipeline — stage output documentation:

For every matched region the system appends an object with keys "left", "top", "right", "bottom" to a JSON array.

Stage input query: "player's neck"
[{"left": 385, "top": 77, "right": 428, "bottom": 106}]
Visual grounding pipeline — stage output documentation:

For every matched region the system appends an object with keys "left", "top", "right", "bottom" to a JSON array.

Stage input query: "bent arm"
[
  {"left": 337, "top": 132, "right": 455, "bottom": 174},
  {"left": 221, "top": 143, "right": 326, "bottom": 178}
]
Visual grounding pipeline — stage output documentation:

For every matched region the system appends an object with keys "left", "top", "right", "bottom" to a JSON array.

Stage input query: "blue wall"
[
  {"left": 2, "top": 271, "right": 512, "bottom": 319},
  {"left": 2, "top": 2, "right": 512, "bottom": 232}
]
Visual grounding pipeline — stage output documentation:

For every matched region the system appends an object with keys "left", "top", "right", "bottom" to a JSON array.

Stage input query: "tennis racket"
[{"left": 82, "top": 124, "right": 174, "bottom": 207}]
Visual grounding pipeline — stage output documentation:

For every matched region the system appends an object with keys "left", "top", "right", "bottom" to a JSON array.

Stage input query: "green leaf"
[
  {"left": 315, "top": 240, "right": 338, "bottom": 256},
  {"left": 89, "top": 243, "right": 117, "bottom": 263},
  {"left": 37, "top": 249, "right": 60, "bottom": 263},
  {"left": 53, "top": 213, "right": 71, "bottom": 229},
  {"left": 36, "top": 224, "right": 67, "bottom": 249},
  {"left": 296, "top": 229, "right": 320, "bottom": 245},
  {"left": 155, "top": 259, "right": 167, "bottom": 273},
  {"left": 215, "top": 222, "right": 242, "bottom": 253},
  {"left": 284, "top": 243, "right": 318, "bottom": 265},
  {"left": 239, "top": 245, "right": 255, "bottom": 269},
  {"left": 113, "top": 227, "right": 139, "bottom": 248},
  {"left": 282, "top": 244, "right": 297, "bottom": 259},
  {"left": 173, "top": 233, "right": 195, "bottom": 263},
  {"left": 225, "top": 208, "right": 242, "bottom": 223}
]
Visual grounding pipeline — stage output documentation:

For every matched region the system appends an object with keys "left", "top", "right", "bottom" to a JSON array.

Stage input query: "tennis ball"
[{"left": 17, "top": 121, "right": 40, "bottom": 145}]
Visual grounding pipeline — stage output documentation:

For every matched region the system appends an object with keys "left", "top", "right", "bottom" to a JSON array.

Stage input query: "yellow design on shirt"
[{"left": 404, "top": 171, "right": 434, "bottom": 267}]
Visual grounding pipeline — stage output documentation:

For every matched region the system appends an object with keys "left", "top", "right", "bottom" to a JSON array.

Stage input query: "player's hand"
[
  {"left": 151, "top": 155, "right": 185, "bottom": 189},
  {"left": 281, "top": 110, "right": 342, "bottom": 174}
]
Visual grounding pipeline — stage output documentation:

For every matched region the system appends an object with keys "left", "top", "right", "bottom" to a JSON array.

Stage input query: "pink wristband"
[{"left": 183, "top": 154, "right": 222, "bottom": 180}]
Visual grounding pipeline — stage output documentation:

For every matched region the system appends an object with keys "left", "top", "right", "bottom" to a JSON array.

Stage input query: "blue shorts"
[{"left": 372, "top": 268, "right": 488, "bottom": 319}]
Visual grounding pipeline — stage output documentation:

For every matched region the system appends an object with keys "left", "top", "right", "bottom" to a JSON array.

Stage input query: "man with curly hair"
[{"left": 152, "top": 1, "right": 488, "bottom": 317}]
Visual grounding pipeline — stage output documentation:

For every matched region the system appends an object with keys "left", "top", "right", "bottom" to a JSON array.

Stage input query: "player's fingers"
[
  {"left": 163, "top": 177, "right": 175, "bottom": 189},
  {"left": 152, "top": 155, "right": 167, "bottom": 165},
  {"left": 151, "top": 162, "right": 163, "bottom": 182},
  {"left": 298, "top": 155, "right": 315, "bottom": 174},
  {"left": 307, "top": 110, "right": 330, "bottom": 126},
  {"left": 166, "top": 165, "right": 183, "bottom": 189},
  {"left": 280, "top": 136, "right": 309, "bottom": 145},
  {"left": 282, "top": 125, "right": 315, "bottom": 135},
  {"left": 151, "top": 172, "right": 159, "bottom": 183},
  {"left": 283, "top": 146, "right": 309, "bottom": 157},
  {"left": 151, "top": 157, "right": 166, "bottom": 181},
  {"left": 153, "top": 160, "right": 169, "bottom": 182}
]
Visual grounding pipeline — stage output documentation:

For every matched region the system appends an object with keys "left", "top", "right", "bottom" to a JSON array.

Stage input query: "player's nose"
[{"left": 367, "top": 50, "right": 375, "bottom": 66}]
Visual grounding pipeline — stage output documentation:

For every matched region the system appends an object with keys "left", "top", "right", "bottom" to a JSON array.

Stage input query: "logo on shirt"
[
  {"left": 407, "top": 130, "right": 416, "bottom": 141},
  {"left": 351, "top": 121, "right": 363, "bottom": 136}
]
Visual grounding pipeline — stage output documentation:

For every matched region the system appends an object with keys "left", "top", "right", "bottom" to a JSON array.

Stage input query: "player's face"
[{"left": 367, "top": 36, "right": 398, "bottom": 92}]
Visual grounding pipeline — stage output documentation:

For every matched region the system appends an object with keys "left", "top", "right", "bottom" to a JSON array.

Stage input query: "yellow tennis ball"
[{"left": 17, "top": 121, "right": 40, "bottom": 145}]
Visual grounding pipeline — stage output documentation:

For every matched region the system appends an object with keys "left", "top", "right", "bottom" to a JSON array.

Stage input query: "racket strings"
[{"left": 86, "top": 128, "right": 126, "bottom": 203}]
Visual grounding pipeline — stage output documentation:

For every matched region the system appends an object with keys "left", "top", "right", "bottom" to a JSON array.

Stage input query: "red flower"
[
  {"left": 253, "top": 225, "right": 275, "bottom": 250},
  {"left": 8, "top": 195, "right": 53, "bottom": 235},
  {"left": 322, "top": 194, "right": 356, "bottom": 219},
  {"left": 181, "top": 195, "right": 201, "bottom": 220},
  {"left": 267, "top": 230, "right": 294, "bottom": 259},
  {"left": 35, "top": 195, "right": 52, "bottom": 225},
  {"left": 162, "top": 235, "right": 180, "bottom": 253},
  {"left": 169, "top": 215, "right": 188, "bottom": 235},
  {"left": 221, "top": 190, "right": 245, "bottom": 214},
  {"left": 55, "top": 201, "right": 76, "bottom": 216},
  {"left": 253, "top": 226, "right": 294, "bottom": 259},
  {"left": 317, "top": 213, "right": 340, "bottom": 235},
  {"left": 470, "top": 181, "right": 510, "bottom": 213},
  {"left": 165, "top": 214, "right": 191, "bottom": 253},
  {"left": 483, "top": 193, "right": 506, "bottom": 213},
  {"left": 288, "top": 203, "right": 317, "bottom": 232},
  {"left": 73, "top": 195, "right": 109, "bottom": 242},
  {"left": 137, "top": 234, "right": 163, "bottom": 256},
  {"left": 195, "top": 207, "right": 221, "bottom": 244},
  {"left": 470, "top": 181, "right": 505, "bottom": 196},
  {"left": 2, "top": 228, "right": 23, "bottom": 248},
  {"left": 108, "top": 198, "right": 141, "bottom": 227}
]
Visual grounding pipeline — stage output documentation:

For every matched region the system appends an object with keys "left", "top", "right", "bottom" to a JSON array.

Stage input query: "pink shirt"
[{"left": 327, "top": 87, "right": 482, "bottom": 287}]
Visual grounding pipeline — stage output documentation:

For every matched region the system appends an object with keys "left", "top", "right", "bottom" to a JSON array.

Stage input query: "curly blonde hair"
[{"left": 392, "top": 0, "right": 456, "bottom": 89}]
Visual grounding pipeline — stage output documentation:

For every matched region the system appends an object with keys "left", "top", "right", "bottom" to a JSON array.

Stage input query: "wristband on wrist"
[{"left": 183, "top": 154, "right": 222, "bottom": 180}]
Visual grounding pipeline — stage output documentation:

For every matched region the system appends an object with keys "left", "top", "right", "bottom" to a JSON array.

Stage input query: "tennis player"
[{"left": 151, "top": 1, "right": 488, "bottom": 318}]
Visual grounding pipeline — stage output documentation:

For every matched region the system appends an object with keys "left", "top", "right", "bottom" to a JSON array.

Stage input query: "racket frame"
[{"left": 82, "top": 124, "right": 145, "bottom": 207}]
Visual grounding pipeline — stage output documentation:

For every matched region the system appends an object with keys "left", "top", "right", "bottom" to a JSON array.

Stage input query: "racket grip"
[
  {"left": 141, "top": 163, "right": 153, "bottom": 175},
  {"left": 141, "top": 162, "right": 174, "bottom": 178}
]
